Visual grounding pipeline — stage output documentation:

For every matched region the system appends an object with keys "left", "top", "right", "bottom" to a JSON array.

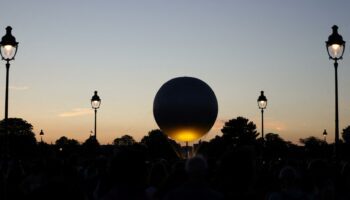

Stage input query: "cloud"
[
  {"left": 265, "top": 119, "right": 287, "bottom": 132},
  {"left": 59, "top": 108, "right": 93, "bottom": 117},
  {"left": 9, "top": 85, "right": 29, "bottom": 90}
]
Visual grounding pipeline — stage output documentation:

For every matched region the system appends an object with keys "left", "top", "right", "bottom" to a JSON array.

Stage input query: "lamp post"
[
  {"left": 1, "top": 26, "right": 18, "bottom": 158},
  {"left": 258, "top": 91, "right": 267, "bottom": 141},
  {"left": 0, "top": 26, "right": 18, "bottom": 122},
  {"left": 91, "top": 91, "right": 101, "bottom": 142},
  {"left": 326, "top": 25, "right": 345, "bottom": 158},
  {"left": 39, "top": 129, "right": 44, "bottom": 143},
  {"left": 323, "top": 129, "right": 327, "bottom": 142}
]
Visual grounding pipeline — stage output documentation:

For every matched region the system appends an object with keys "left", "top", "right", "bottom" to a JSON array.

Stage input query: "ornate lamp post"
[
  {"left": 1, "top": 26, "right": 18, "bottom": 158},
  {"left": 0, "top": 26, "right": 18, "bottom": 122},
  {"left": 326, "top": 25, "right": 345, "bottom": 158},
  {"left": 40, "top": 129, "right": 44, "bottom": 143},
  {"left": 91, "top": 91, "right": 101, "bottom": 141},
  {"left": 258, "top": 91, "right": 267, "bottom": 140}
]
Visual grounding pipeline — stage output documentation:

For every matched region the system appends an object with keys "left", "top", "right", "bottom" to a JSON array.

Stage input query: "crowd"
[{"left": 1, "top": 145, "right": 350, "bottom": 200}]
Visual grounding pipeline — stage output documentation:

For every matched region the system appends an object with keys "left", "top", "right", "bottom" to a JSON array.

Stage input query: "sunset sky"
[{"left": 1, "top": 0, "right": 350, "bottom": 145}]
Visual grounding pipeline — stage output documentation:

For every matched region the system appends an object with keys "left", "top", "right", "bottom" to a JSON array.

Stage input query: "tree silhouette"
[
  {"left": 197, "top": 135, "right": 233, "bottom": 159},
  {"left": 342, "top": 126, "right": 350, "bottom": 144},
  {"left": 141, "top": 129, "right": 180, "bottom": 160},
  {"left": 0, "top": 118, "right": 36, "bottom": 138},
  {"left": 113, "top": 134, "right": 136, "bottom": 146},
  {"left": 221, "top": 116, "right": 259, "bottom": 146},
  {"left": 341, "top": 126, "right": 350, "bottom": 160},
  {"left": 300, "top": 136, "right": 326, "bottom": 147},
  {"left": 264, "top": 132, "right": 288, "bottom": 159},
  {"left": 55, "top": 136, "right": 80, "bottom": 153},
  {"left": 265, "top": 133, "right": 286, "bottom": 146},
  {"left": 0, "top": 118, "right": 37, "bottom": 156},
  {"left": 81, "top": 135, "right": 100, "bottom": 155},
  {"left": 55, "top": 136, "right": 79, "bottom": 146},
  {"left": 299, "top": 136, "right": 327, "bottom": 157}
]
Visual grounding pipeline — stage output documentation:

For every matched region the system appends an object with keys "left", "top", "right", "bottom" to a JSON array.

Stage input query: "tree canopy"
[
  {"left": 264, "top": 132, "right": 289, "bottom": 158},
  {"left": 0, "top": 118, "right": 36, "bottom": 138},
  {"left": 55, "top": 136, "right": 80, "bottom": 153},
  {"left": 113, "top": 135, "right": 136, "bottom": 146},
  {"left": 299, "top": 136, "right": 328, "bottom": 157},
  {"left": 141, "top": 129, "right": 181, "bottom": 160},
  {"left": 0, "top": 118, "right": 37, "bottom": 157},
  {"left": 342, "top": 125, "right": 350, "bottom": 144},
  {"left": 299, "top": 136, "right": 326, "bottom": 147},
  {"left": 221, "top": 116, "right": 259, "bottom": 146},
  {"left": 265, "top": 133, "right": 286, "bottom": 145}
]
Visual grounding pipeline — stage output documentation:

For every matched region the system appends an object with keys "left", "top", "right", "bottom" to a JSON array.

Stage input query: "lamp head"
[
  {"left": 326, "top": 25, "right": 345, "bottom": 60},
  {"left": 323, "top": 129, "right": 327, "bottom": 136},
  {"left": 258, "top": 91, "right": 267, "bottom": 109},
  {"left": 91, "top": 91, "right": 101, "bottom": 109},
  {"left": 0, "top": 26, "right": 19, "bottom": 61}
]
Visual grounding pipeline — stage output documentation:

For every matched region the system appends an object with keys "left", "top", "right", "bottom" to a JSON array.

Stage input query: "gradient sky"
[{"left": 1, "top": 0, "right": 350, "bottom": 145}]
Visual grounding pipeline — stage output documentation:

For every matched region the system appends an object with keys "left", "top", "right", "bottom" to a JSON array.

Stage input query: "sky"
[{"left": 0, "top": 0, "right": 350, "bottom": 145}]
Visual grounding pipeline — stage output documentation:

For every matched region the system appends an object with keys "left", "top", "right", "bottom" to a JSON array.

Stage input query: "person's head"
[
  {"left": 278, "top": 166, "right": 299, "bottom": 188},
  {"left": 108, "top": 148, "right": 147, "bottom": 187},
  {"left": 185, "top": 155, "right": 208, "bottom": 180},
  {"left": 216, "top": 146, "right": 257, "bottom": 194},
  {"left": 149, "top": 160, "right": 168, "bottom": 187}
]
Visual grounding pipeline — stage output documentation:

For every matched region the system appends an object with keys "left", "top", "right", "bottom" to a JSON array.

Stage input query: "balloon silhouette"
[{"left": 153, "top": 77, "right": 218, "bottom": 142}]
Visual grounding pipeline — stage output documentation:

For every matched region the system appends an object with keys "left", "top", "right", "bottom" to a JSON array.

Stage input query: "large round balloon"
[{"left": 153, "top": 77, "right": 218, "bottom": 142}]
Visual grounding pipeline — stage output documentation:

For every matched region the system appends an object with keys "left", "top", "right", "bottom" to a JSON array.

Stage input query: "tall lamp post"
[
  {"left": 326, "top": 25, "right": 345, "bottom": 158},
  {"left": 0, "top": 26, "right": 18, "bottom": 122},
  {"left": 258, "top": 91, "right": 267, "bottom": 141},
  {"left": 91, "top": 91, "right": 101, "bottom": 142},
  {"left": 1, "top": 26, "right": 18, "bottom": 158}
]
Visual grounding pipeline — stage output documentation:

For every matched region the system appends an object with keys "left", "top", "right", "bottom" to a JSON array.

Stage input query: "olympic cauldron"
[{"left": 153, "top": 77, "right": 218, "bottom": 142}]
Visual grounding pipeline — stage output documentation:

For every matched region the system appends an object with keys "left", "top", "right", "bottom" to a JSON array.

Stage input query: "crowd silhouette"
[
  {"left": 1, "top": 117, "right": 350, "bottom": 200},
  {"left": 2, "top": 144, "right": 350, "bottom": 200}
]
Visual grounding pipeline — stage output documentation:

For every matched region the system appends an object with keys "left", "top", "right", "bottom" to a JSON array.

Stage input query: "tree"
[
  {"left": 299, "top": 136, "right": 327, "bottom": 157},
  {"left": 197, "top": 135, "right": 233, "bottom": 159},
  {"left": 0, "top": 118, "right": 36, "bottom": 138},
  {"left": 264, "top": 133, "right": 288, "bottom": 159},
  {"left": 141, "top": 129, "right": 181, "bottom": 160},
  {"left": 265, "top": 133, "right": 286, "bottom": 146},
  {"left": 113, "top": 135, "right": 136, "bottom": 146},
  {"left": 342, "top": 126, "right": 350, "bottom": 144},
  {"left": 221, "top": 116, "right": 259, "bottom": 146},
  {"left": 55, "top": 136, "right": 80, "bottom": 152},
  {"left": 0, "top": 118, "right": 37, "bottom": 156},
  {"left": 81, "top": 135, "right": 100, "bottom": 155},
  {"left": 300, "top": 136, "right": 326, "bottom": 147},
  {"left": 55, "top": 136, "right": 79, "bottom": 146}
]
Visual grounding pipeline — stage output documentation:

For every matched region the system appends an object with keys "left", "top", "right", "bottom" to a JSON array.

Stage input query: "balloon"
[{"left": 153, "top": 77, "right": 218, "bottom": 142}]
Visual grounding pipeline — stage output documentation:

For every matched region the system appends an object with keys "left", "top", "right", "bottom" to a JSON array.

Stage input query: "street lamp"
[
  {"left": 40, "top": 129, "right": 44, "bottom": 143},
  {"left": 258, "top": 91, "right": 267, "bottom": 140},
  {"left": 323, "top": 129, "right": 327, "bottom": 142},
  {"left": 326, "top": 25, "right": 345, "bottom": 158},
  {"left": 91, "top": 91, "right": 101, "bottom": 141},
  {"left": 0, "top": 26, "right": 18, "bottom": 121}
]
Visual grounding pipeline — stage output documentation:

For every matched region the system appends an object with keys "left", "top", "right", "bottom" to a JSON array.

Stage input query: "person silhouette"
[
  {"left": 163, "top": 155, "right": 223, "bottom": 200},
  {"left": 215, "top": 146, "right": 257, "bottom": 199},
  {"left": 268, "top": 165, "right": 309, "bottom": 200},
  {"left": 100, "top": 148, "right": 148, "bottom": 200}
]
